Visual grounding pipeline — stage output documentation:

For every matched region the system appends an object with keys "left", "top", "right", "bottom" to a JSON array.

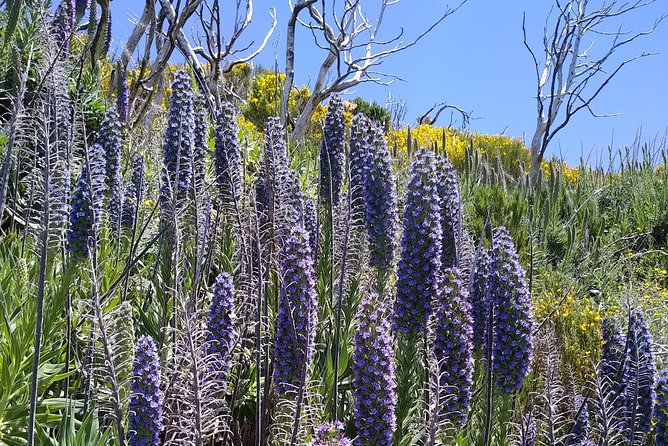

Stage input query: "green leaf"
[{"left": 2, "top": 0, "right": 22, "bottom": 50}]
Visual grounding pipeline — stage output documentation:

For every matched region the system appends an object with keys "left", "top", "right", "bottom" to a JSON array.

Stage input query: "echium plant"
[
  {"left": 264, "top": 116, "right": 289, "bottom": 177},
  {"left": 122, "top": 154, "right": 145, "bottom": 230},
  {"left": 320, "top": 94, "right": 346, "bottom": 206},
  {"left": 256, "top": 117, "right": 288, "bottom": 224},
  {"left": 53, "top": 0, "right": 76, "bottom": 49},
  {"left": 214, "top": 101, "right": 241, "bottom": 206},
  {"left": 96, "top": 107, "right": 123, "bottom": 233},
  {"left": 491, "top": 226, "right": 533, "bottom": 394},
  {"left": 655, "top": 371, "right": 668, "bottom": 446},
  {"left": 273, "top": 222, "right": 318, "bottom": 394},
  {"left": 108, "top": 187, "right": 123, "bottom": 237},
  {"left": 349, "top": 114, "right": 370, "bottom": 223},
  {"left": 207, "top": 272, "right": 237, "bottom": 385},
  {"left": 517, "top": 411, "right": 537, "bottom": 446},
  {"left": 311, "top": 422, "right": 352, "bottom": 446},
  {"left": 435, "top": 156, "right": 461, "bottom": 267},
  {"left": 623, "top": 310, "right": 655, "bottom": 439},
  {"left": 571, "top": 395, "right": 590, "bottom": 444},
  {"left": 352, "top": 289, "right": 396, "bottom": 446},
  {"left": 303, "top": 196, "right": 318, "bottom": 258},
  {"left": 192, "top": 94, "right": 208, "bottom": 194},
  {"left": 118, "top": 75, "right": 129, "bottom": 123},
  {"left": 75, "top": 0, "right": 89, "bottom": 19},
  {"left": 128, "top": 336, "right": 163, "bottom": 446},
  {"left": 364, "top": 124, "right": 398, "bottom": 272},
  {"left": 431, "top": 267, "right": 473, "bottom": 427},
  {"left": 469, "top": 247, "right": 492, "bottom": 351},
  {"left": 67, "top": 143, "right": 106, "bottom": 260},
  {"left": 97, "top": 107, "right": 123, "bottom": 194},
  {"left": 599, "top": 318, "right": 627, "bottom": 412},
  {"left": 161, "top": 70, "right": 195, "bottom": 206},
  {"left": 394, "top": 148, "right": 442, "bottom": 334}
]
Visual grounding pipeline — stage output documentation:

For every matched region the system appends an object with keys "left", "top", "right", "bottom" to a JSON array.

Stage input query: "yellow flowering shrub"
[
  {"left": 245, "top": 71, "right": 288, "bottom": 128},
  {"left": 237, "top": 115, "right": 262, "bottom": 142},
  {"left": 533, "top": 270, "right": 617, "bottom": 378},
  {"left": 387, "top": 125, "right": 530, "bottom": 175},
  {"left": 243, "top": 70, "right": 327, "bottom": 137}
]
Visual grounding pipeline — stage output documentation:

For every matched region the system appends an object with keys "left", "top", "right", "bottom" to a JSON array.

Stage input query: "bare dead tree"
[
  {"left": 417, "top": 101, "right": 474, "bottom": 130},
  {"left": 282, "top": 0, "right": 318, "bottom": 124},
  {"left": 116, "top": 0, "right": 275, "bottom": 122},
  {"left": 524, "top": 0, "right": 665, "bottom": 182},
  {"left": 284, "top": 0, "right": 467, "bottom": 142},
  {"left": 194, "top": 0, "right": 276, "bottom": 99}
]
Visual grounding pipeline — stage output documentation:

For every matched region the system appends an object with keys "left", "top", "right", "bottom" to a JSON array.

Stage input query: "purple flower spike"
[
  {"left": 394, "top": 148, "right": 441, "bottom": 334},
  {"left": 207, "top": 272, "right": 237, "bottom": 384},
  {"left": 67, "top": 143, "right": 106, "bottom": 260},
  {"left": 599, "top": 317, "right": 626, "bottom": 413},
  {"left": 311, "top": 422, "right": 352, "bottom": 446},
  {"left": 214, "top": 101, "right": 241, "bottom": 206},
  {"left": 352, "top": 290, "right": 396, "bottom": 446},
  {"left": 435, "top": 156, "right": 461, "bottom": 267},
  {"left": 468, "top": 247, "right": 492, "bottom": 350},
  {"left": 432, "top": 268, "right": 473, "bottom": 427},
  {"left": 122, "top": 154, "right": 145, "bottom": 230},
  {"left": 96, "top": 107, "right": 123, "bottom": 234},
  {"left": 655, "top": 371, "right": 668, "bottom": 446},
  {"left": 97, "top": 108, "right": 122, "bottom": 195},
  {"left": 349, "top": 114, "right": 370, "bottom": 223},
  {"left": 303, "top": 196, "right": 318, "bottom": 258},
  {"left": 53, "top": 0, "right": 76, "bottom": 50},
  {"left": 129, "top": 336, "right": 163, "bottom": 446},
  {"left": 491, "top": 227, "right": 533, "bottom": 394},
  {"left": 623, "top": 310, "right": 655, "bottom": 437},
  {"left": 364, "top": 124, "right": 398, "bottom": 271},
  {"left": 320, "top": 94, "right": 346, "bottom": 206},
  {"left": 161, "top": 70, "right": 195, "bottom": 208},
  {"left": 571, "top": 395, "right": 589, "bottom": 444},
  {"left": 273, "top": 224, "right": 318, "bottom": 394}
]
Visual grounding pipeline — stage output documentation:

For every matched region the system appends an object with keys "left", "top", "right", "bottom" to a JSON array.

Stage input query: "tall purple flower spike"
[
  {"left": 394, "top": 148, "right": 442, "bottom": 334},
  {"left": 352, "top": 290, "right": 396, "bottom": 446},
  {"left": 128, "top": 336, "right": 164, "bottom": 446},
  {"left": 432, "top": 267, "right": 474, "bottom": 426},
  {"left": 273, "top": 223, "right": 318, "bottom": 394},
  {"left": 491, "top": 226, "right": 533, "bottom": 394},
  {"left": 320, "top": 94, "right": 346, "bottom": 206},
  {"left": 364, "top": 124, "right": 398, "bottom": 271}
]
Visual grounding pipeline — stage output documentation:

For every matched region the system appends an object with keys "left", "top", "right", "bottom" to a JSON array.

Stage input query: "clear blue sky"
[{"left": 108, "top": 0, "right": 668, "bottom": 165}]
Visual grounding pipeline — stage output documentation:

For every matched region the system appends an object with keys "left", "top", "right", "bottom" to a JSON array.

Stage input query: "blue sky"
[{"left": 108, "top": 0, "right": 668, "bottom": 165}]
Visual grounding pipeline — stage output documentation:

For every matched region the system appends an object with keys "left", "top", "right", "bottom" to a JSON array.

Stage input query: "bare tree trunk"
[
  {"left": 291, "top": 92, "right": 321, "bottom": 142},
  {"left": 290, "top": 52, "right": 336, "bottom": 142},
  {"left": 528, "top": 121, "right": 547, "bottom": 183},
  {"left": 282, "top": 1, "right": 316, "bottom": 125}
]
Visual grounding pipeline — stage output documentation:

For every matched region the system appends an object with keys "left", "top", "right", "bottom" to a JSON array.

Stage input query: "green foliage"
[
  {"left": 0, "top": 235, "right": 72, "bottom": 442},
  {"left": 351, "top": 97, "right": 391, "bottom": 131},
  {"left": 466, "top": 183, "right": 529, "bottom": 252}
]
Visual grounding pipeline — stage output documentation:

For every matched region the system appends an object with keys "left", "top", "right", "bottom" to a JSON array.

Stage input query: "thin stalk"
[
  {"left": 254, "top": 202, "right": 263, "bottom": 446},
  {"left": 27, "top": 106, "right": 51, "bottom": 446},
  {"left": 482, "top": 299, "right": 494, "bottom": 446},
  {"left": 121, "top": 169, "right": 145, "bottom": 302},
  {"left": 290, "top": 318, "right": 312, "bottom": 446},
  {"left": 89, "top": 258, "right": 127, "bottom": 445},
  {"left": 84, "top": 127, "right": 127, "bottom": 445},
  {"left": 332, "top": 170, "right": 352, "bottom": 421}
]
